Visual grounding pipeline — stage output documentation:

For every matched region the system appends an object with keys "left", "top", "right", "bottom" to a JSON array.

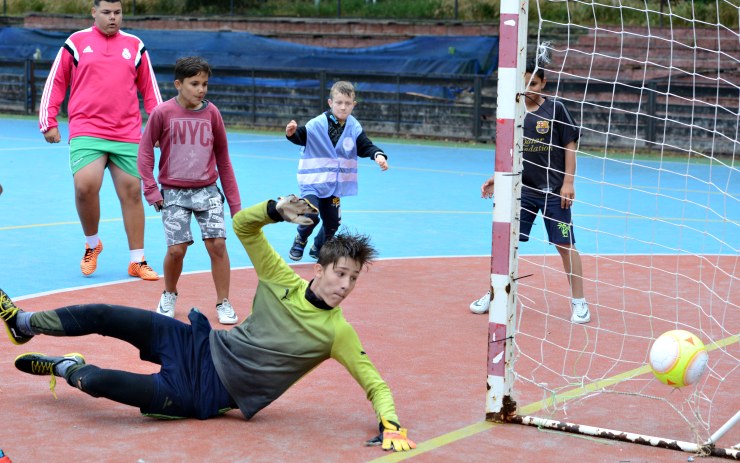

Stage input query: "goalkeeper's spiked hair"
[{"left": 317, "top": 231, "right": 377, "bottom": 269}]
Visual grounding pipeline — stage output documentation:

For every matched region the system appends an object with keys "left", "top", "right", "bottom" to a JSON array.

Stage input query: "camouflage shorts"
[{"left": 161, "top": 185, "right": 226, "bottom": 246}]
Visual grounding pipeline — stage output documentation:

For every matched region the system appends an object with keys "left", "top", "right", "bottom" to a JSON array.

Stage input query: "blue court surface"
[{"left": 0, "top": 115, "right": 737, "bottom": 297}]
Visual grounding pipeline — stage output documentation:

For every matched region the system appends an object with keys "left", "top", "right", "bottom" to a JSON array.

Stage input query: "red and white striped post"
[{"left": 486, "top": 0, "right": 527, "bottom": 420}]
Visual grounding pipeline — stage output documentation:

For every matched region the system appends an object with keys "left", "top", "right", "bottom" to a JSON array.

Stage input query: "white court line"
[
  {"left": 0, "top": 211, "right": 733, "bottom": 232},
  {"left": 0, "top": 146, "right": 67, "bottom": 152}
]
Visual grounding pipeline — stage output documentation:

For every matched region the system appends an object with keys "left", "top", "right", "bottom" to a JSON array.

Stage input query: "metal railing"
[
  {"left": 2, "top": 58, "right": 736, "bottom": 155},
  {"left": 0, "top": 59, "right": 498, "bottom": 142}
]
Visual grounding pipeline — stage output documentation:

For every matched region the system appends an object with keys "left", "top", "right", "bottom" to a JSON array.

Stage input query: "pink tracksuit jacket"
[{"left": 39, "top": 24, "right": 162, "bottom": 143}]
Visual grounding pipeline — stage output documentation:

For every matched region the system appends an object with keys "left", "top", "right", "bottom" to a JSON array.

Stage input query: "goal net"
[{"left": 487, "top": 0, "right": 739, "bottom": 458}]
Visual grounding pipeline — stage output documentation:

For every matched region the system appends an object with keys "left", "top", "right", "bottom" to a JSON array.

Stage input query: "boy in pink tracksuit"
[{"left": 39, "top": 0, "right": 162, "bottom": 281}]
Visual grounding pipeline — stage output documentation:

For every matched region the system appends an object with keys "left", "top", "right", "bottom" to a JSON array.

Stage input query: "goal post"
[
  {"left": 485, "top": 0, "right": 528, "bottom": 421},
  {"left": 486, "top": 0, "right": 739, "bottom": 459}
]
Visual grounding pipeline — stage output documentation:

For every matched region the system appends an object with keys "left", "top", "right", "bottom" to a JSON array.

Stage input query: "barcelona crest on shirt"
[{"left": 536, "top": 120, "right": 550, "bottom": 134}]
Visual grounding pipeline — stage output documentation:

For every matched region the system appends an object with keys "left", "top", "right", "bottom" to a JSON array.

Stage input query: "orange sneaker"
[
  {"left": 80, "top": 241, "right": 103, "bottom": 276},
  {"left": 128, "top": 258, "right": 159, "bottom": 281}
]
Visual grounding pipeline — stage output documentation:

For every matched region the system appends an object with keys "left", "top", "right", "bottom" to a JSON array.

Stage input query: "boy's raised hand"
[
  {"left": 375, "top": 153, "right": 389, "bottom": 171},
  {"left": 286, "top": 120, "right": 298, "bottom": 137},
  {"left": 481, "top": 176, "right": 495, "bottom": 198},
  {"left": 276, "top": 195, "right": 318, "bottom": 225}
]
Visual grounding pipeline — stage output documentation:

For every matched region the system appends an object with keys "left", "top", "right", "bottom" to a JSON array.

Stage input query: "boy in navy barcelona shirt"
[{"left": 470, "top": 58, "right": 591, "bottom": 324}]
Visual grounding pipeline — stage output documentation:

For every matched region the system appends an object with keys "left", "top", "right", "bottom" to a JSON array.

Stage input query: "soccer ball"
[{"left": 649, "top": 330, "right": 708, "bottom": 388}]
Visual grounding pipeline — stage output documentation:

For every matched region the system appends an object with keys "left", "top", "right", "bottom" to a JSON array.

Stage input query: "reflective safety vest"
[{"left": 297, "top": 114, "right": 362, "bottom": 198}]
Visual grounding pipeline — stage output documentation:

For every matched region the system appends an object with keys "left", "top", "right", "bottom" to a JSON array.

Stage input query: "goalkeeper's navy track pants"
[{"left": 32, "top": 304, "right": 236, "bottom": 419}]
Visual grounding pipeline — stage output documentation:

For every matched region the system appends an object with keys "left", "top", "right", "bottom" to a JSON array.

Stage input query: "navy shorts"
[
  {"left": 519, "top": 192, "right": 576, "bottom": 245},
  {"left": 141, "top": 309, "right": 235, "bottom": 419}
]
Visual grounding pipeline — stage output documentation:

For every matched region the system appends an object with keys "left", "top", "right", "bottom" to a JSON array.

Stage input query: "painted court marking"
[{"left": 368, "top": 334, "right": 739, "bottom": 462}]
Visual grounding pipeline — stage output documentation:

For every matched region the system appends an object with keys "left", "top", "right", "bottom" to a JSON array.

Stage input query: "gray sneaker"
[
  {"left": 571, "top": 300, "right": 591, "bottom": 324},
  {"left": 469, "top": 291, "right": 490, "bottom": 314},
  {"left": 156, "top": 291, "right": 177, "bottom": 318},
  {"left": 289, "top": 235, "right": 307, "bottom": 261},
  {"left": 217, "top": 298, "right": 238, "bottom": 325}
]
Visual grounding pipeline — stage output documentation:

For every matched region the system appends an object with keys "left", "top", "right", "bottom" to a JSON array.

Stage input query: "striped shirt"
[
  {"left": 288, "top": 112, "right": 385, "bottom": 198},
  {"left": 38, "top": 24, "right": 162, "bottom": 143}
]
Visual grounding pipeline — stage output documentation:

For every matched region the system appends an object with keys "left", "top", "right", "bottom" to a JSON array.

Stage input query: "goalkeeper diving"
[{"left": 0, "top": 195, "right": 415, "bottom": 452}]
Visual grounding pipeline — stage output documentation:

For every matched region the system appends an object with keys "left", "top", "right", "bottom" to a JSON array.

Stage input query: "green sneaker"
[
  {"left": 15, "top": 352, "right": 85, "bottom": 376},
  {"left": 15, "top": 352, "right": 86, "bottom": 399},
  {"left": 0, "top": 288, "right": 33, "bottom": 345}
]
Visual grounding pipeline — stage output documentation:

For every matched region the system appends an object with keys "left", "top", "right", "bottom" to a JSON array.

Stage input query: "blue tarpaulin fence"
[{"left": 0, "top": 26, "right": 498, "bottom": 76}]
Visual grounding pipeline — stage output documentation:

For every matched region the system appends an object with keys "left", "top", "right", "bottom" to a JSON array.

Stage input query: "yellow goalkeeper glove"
[{"left": 365, "top": 416, "right": 416, "bottom": 452}]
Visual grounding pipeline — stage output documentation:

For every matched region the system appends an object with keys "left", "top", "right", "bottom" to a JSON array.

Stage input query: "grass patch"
[{"left": 3, "top": 0, "right": 737, "bottom": 28}]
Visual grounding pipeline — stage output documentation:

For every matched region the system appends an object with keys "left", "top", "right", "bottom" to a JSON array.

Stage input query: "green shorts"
[{"left": 69, "top": 136, "right": 140, "bottom": 178}]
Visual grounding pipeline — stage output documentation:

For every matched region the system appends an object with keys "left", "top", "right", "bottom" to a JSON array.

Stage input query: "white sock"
[
  {"left": 572, "top": 297, "right": 587, "bottom": 304},
  {"left": 85, "top": 234, "right": 100, "bottom": 248},
  {"left": 129, "top": 249, "right": 145, "bottom": 263},
  {"left": 16, "top": 311, "right": 35, "bottom": 336},
  {"left": 54, "top": 358, "right": 79, "bottom": 378}
]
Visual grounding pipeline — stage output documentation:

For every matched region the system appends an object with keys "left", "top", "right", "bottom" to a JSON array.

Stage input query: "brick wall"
[{"left": 23, "top": 14, "right": 497, "bottom": 48}]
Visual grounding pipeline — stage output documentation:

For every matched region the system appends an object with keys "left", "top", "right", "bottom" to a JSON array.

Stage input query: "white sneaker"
[
  {"left": 217, "top": 298, "right": 238, "bottom": 325},
  {"left": 156, "top": 291, "right": 177, "bottom": 318},
  {"left": 571, "top": 300, "right": 591, "bottom": 324},
  {"left": 469, "top": 291, "right": 491, "bottom": 314}
]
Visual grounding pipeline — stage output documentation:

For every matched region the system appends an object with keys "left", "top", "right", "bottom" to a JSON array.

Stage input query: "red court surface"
[{"left": 1, "top": 257, "right": 736, "bottom": 462}]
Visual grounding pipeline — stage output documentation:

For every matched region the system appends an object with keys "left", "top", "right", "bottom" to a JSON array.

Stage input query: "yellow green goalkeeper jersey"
[{"left": 209, "top": 200, "right": 398, "bottom": 423}]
